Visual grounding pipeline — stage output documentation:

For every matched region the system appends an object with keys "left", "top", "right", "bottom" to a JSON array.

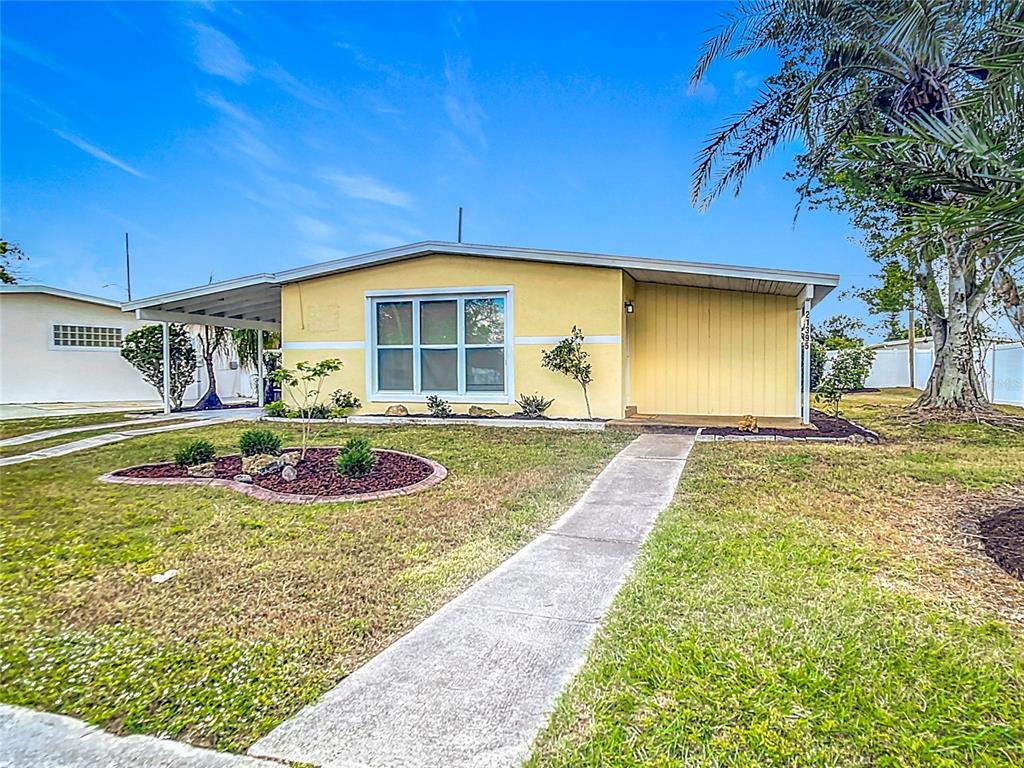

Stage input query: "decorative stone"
[
  {"left": 242, "top": 453, "right": 280, "bottom": 475},
  {"left": 468, "top": 406, "right": 501, "bottom": 418},
  {"left": 848, "top": 433, "right": 867, "bottom": 444},
  {"left": 281, "top": 465, "right": 297, "bottom": 482},
  {"left": 737, "top": 415, "right": 758, "bottom": 433},
  {"left": 280, "top": 451, "right": 301, "bottom": 467},
  {"left": 233, "top": 473, "right": 254, "bottom": 484},
  {"left": 187, "top": 461, "right": 216, "bottom": 478},
  {"left": 385, "top": 405, "right": 409, "bottom": 417}
]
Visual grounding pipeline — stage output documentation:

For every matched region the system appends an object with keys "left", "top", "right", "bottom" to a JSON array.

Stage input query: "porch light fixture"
[{"left": 624, "top": 301, "right": 635, "bottom": 314}]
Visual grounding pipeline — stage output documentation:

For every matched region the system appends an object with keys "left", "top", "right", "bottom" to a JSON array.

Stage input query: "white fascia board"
[
  {"left": 136, "top": 308, "right": 280, "bottom": 331},
  {"left": 272, "top": 240, "right": 840, "bottom": 298},
  {"left": 122, "top": 274, "right": 277, "bottom": 311},
  {"left": 0, "top": 284, "right": 124, "bottom": 308},
  {"left": 122, "top": 241, "right": 841, "bottom": 315}
]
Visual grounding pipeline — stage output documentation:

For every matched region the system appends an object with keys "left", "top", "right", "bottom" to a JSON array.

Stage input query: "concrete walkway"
[
  {"left": 249, "top": 432, "right": 694, "bottom": 768},
  {"left": 0, "top": 705, "right": 273, "bottom": 768},
  {"left": 0, "top": 413, "right": 190, "bottom": 448},
  {"left": 0, "top": 409, "right": 263, "bottom": 467}
]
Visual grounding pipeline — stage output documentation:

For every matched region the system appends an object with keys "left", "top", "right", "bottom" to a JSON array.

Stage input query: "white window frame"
[
  {"left": 49, "top": 322, "right": 126, "bottom": 351},
  {"left": 364, "top": 286, "right": 515, "bottom": 404}
]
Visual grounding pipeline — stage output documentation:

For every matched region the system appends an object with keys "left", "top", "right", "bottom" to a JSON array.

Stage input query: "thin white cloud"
[
  {"left": 264, "top": 62, "right": 329, "bottom": 110},
  {"left": 2, "top": 34, "right": 68, "bottom": 75},
  {"left": 324, "top": 172, "right": 413, "bottom": 209},
  {"left": 689, "top": 80, "right": 719, "bottom": 103},
  {"left": 190, "top": 22, "right": 253, "bottom": 83},
  {"left": 294, "top": 215, "right": 335, "bottom": 241},
  {"left": 733, "top": 70, "right": 760, "bottom": 95},
  {"left": 53, "top": 130, "right": 145, "bottom": 177},
  {"left": 200, "top": 91, "right": 261, "bottom": 129},
  {"left": 443, "top": 53, "right": 486, "bottom": 149},
  {"left": 231, "top": 129, "right": 279, "bottom": 167}
]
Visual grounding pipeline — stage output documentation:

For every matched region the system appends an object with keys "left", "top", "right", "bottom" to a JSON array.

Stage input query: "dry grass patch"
[
  {"left": 0, "top": 420, "right": 631, "bottom": 751},
  {"left": 529, "top": 391, "right": 1024, "bottom": 767}
]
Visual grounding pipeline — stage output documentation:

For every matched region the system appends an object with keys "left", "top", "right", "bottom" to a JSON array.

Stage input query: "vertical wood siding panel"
[{"left": 631, "top": 283, "right": 796, "bottom": 417}]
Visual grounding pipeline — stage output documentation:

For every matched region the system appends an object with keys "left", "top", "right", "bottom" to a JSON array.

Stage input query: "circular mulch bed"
[
  {"left": 979, "top": 507, "right": 1024, "bottom": 581},
  {"left": 100, "top": 448, "right": 447, "bottom": 504}
]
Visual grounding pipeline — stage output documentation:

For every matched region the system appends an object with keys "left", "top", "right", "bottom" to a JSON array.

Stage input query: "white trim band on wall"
[
  {"left": 282, "top": 341, "right": 366, "bottom": 350},
  {"left": 514, "top": 335, "right": 620, "bottom": 345}
]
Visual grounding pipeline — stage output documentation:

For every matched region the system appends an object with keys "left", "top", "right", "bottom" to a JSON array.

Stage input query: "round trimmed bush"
[
  {"left": 335, "top": 436, "right": 376, "bottom": 478},
  {"left": 239, "top": 428, "right": 282, "bottom": 457},
  {"left": 175, "top": 439, "right": 215, "bottom": 467}
]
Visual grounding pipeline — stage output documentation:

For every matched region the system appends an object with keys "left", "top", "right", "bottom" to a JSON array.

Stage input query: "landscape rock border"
[{"left": 98, "top": 449, "right": 448, "bottom": 504}]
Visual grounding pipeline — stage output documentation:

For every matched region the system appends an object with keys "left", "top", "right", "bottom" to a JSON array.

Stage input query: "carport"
[{"left": 123, "top": 275, "right": 282, "bottom": 414}]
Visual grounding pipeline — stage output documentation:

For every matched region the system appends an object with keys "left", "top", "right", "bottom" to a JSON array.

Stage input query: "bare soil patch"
[{"left": 980, "top": 507, "right": 1024, "bottom": 581}]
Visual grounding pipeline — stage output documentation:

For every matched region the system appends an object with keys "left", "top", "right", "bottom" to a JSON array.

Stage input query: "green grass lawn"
[
  {"left": 0, "top": 420, "right": 194, "bottom": 459},
  {"left": 529, "top": 391, "right": 1024, "bottom": 768},
  {"left": 0, "top": 411, "right": 158, "bottom": 441},
  {"left": 0, "top": 421, "right": 632, "bottom": 751}
]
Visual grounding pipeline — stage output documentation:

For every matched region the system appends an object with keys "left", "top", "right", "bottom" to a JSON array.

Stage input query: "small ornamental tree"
[
  {"left": 542, "top": 326, "right": 593, "bottom": 419},
  {"left": 816, "top": 347, "right": 877, "bottom": 417},
  {"left": 121, "top": 324, "right": 196, "bottom": 410},
  {"left": 271, "top": 358, "right": 343, "bottom": 458}
]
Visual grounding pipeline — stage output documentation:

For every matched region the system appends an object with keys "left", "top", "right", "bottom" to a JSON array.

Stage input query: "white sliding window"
[{"left": 369, "top": 290, "right": 510, "bottom": 401}]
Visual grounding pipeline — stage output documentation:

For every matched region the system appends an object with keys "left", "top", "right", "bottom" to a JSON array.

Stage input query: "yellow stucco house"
[{"left": 125, "top": 242, "right": 837, "bottom": 423}]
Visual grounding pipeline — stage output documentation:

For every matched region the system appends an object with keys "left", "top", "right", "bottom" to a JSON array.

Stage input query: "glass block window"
[{"left": 52, "top": 324, "right": 123, "bottom": 349}]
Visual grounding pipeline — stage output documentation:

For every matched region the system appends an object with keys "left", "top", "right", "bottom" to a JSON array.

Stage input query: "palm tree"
[{"left": 691, "top": 0, "right": 1022, "bottom": 413}]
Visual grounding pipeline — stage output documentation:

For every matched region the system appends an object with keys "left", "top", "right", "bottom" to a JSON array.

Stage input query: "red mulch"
[
  {"left": 980, "top": 507, "right": 1024, "bottom": 581},
  {"left": 112, "top": 448, "right": 434, "bottom": 496},
  {"left": 702, "top": 409, "right": 877, "bottom": 439}
]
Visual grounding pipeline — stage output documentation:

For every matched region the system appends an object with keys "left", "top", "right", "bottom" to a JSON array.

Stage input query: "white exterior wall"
[
  {"left": 185, "top": 345, "right": 256, "bottom": 402},
  {"left": 0, "top": 291, "right": 257, "bottom": 405},
  {"left": 0, "top": 292, "right": 156, "bottom": 403}
]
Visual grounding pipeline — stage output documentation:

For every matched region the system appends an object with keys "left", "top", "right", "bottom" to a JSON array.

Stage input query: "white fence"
[{"left": 859, "top": 342, "right": 1023, "bottom": 406}]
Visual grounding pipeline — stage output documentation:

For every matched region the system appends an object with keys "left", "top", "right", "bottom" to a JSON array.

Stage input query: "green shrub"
[
  {"left": 239, "top": 428, "right": 282, "bottom": 457},
  {"left": 301, "top": 403, "right": 332, "bottom": 420},
  {"left": 174, "top": 439, "right": 215, "bottom": 467},
  {"left": 426, "top": 395, "right": 452, "bottom": 418},
  {"left": 810, "top": 342, "right": 827, "bottom": 391},
  {"left": 335, "top": 437, "right": 377, "bottom": 478},
  {"left": 515, "top": 393, "right": 554, "bottom": 417},
  {"left": 330, "top": 389, "right": 362, "bottom": 411},
  {"left": 264, "top": 400, "right": 288, "bottom": 417},
  {"left": 815, "top": 347, "right": 878, "bottom": 416}
]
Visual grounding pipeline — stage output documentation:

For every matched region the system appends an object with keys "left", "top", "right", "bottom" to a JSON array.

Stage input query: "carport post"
[
  {"left": 802, "top": 285, "right": 813, "bottom": 424},
  {"left": 161, "top": 322, "right": 171, "bottom": 414},
  {"left": 256, "top": 330, "right": 265, "bottom": 408}
]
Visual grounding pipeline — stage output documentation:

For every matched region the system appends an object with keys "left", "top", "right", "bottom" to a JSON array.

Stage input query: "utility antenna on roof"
[
  {"left": 124, "top": 232, "right": 132, "bottom": 301},
  {"left": 457, "top": 207, "right": 463, "bottom": 243}
]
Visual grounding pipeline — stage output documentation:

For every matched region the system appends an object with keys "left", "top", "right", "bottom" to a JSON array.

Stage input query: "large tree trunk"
[
  {"left": 193, "top": 328, "right": 224, "bottom": 410},
  {"left": 913, "top": 257, "right": 990, "bottom": 412}
]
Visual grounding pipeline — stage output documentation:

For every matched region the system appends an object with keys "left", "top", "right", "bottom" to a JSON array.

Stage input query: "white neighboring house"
[
  {"left": 0, "top": 285, "right": 255, "bottom": 405},
  {"left": 860, "top": 336, "right": 1023, "bottom": 406}
]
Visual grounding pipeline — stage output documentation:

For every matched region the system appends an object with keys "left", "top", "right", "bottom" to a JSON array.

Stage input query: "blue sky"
[{"left": 2, "top": 1, "right": 879, "bottom": 330}]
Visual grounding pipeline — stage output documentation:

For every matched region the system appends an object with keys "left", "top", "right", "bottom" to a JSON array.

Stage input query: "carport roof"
[{"left": 123, "top": 240, "right": 839, "bottom": 329}]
